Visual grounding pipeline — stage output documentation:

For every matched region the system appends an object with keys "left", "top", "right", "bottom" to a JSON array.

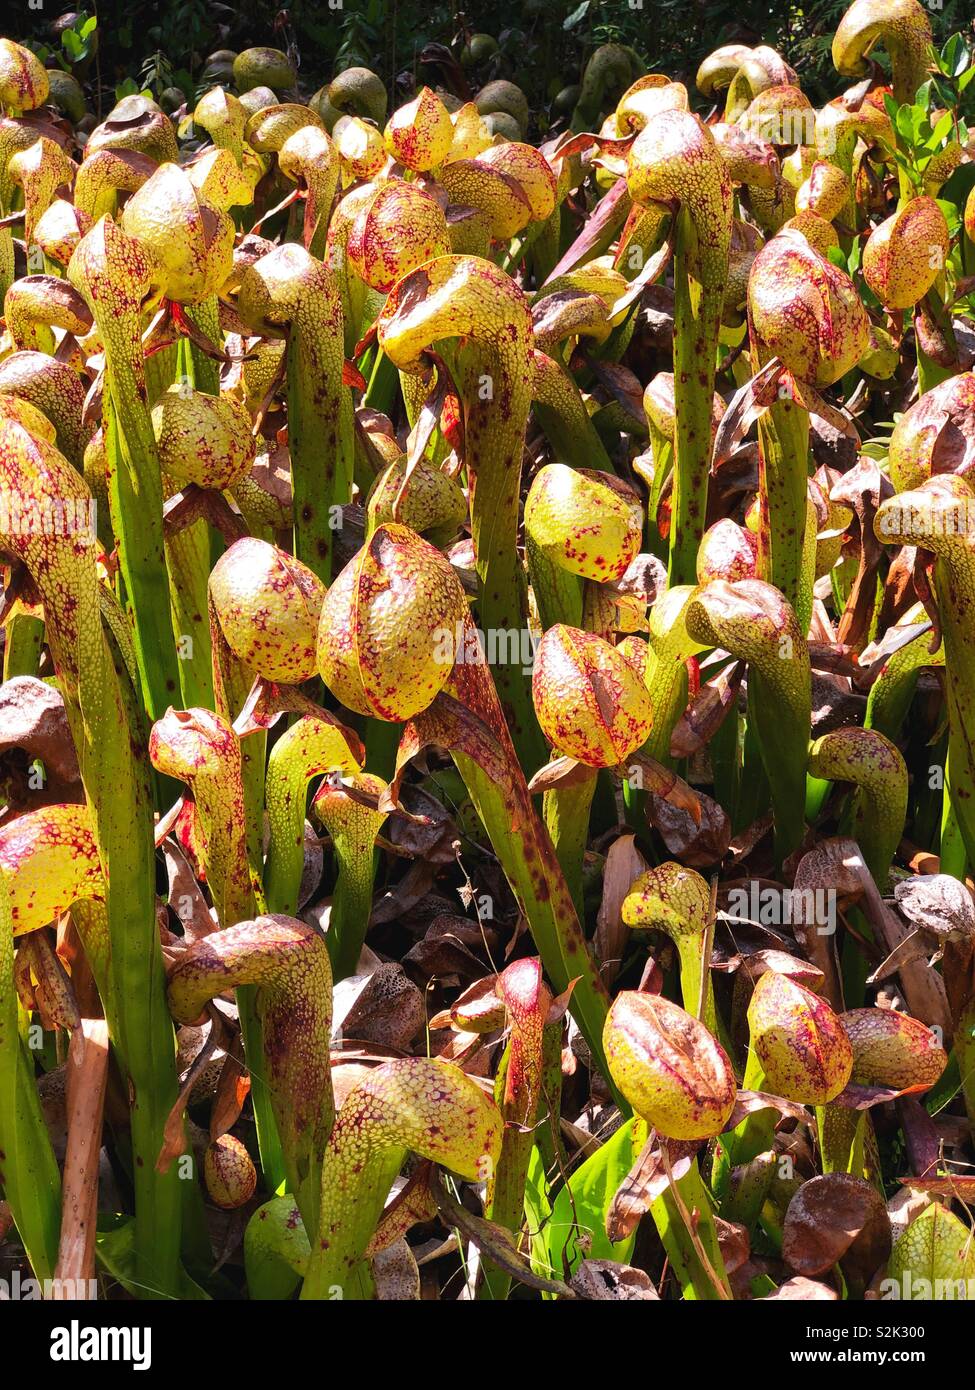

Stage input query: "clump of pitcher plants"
[{"left": 0, "top": 0, "right": 974, "bottom": 1306}]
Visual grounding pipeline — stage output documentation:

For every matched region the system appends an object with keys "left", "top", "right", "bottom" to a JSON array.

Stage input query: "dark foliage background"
[{"left": 14, "top": 0, "right": 974, "bottom": 117}]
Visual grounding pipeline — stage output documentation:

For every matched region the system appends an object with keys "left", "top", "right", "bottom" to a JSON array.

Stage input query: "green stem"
[
  {"left": 714, "top": 1047, "right": 774, "bottom": 1196},
  {"left": 686, "top": 581, "right": 810, "bottom": 865},
  {"left": 103, "top": 391, "right": 182, "bottom": 723},
  {"left": 377, "top": 257, "right": 548, "bottom": 772},
  {"left": 164, "top": 338, "right": 214, "bottom": 708},
  {"left": 236, "top": 246, "right": 354, "bottom": 587},
  {"left": 644, "top": 587, "right": 701, "bottom": 765},
  {"left": 807, "top": 728, "right": 908, "bottom": 890},
  {"left": 2, "top": 613, "right": 43, "bottom": 678},
  {"left": 286, "top": 324, "right": 354, "bottom": 585},
  {"left": 668, "top": 213, "right": 723, "bottom": 587},
  {"left": 940, "top": 748, "right": 969, "bottom": 882},
  {"left": 440, "top": 648, "right": 617, "bottom": 1095},
  {"left": 363, "top": 349, "right": 399, "bottom": 415},
  {"left": 452, "top": 747, "right": 618, "bottom": 1102},
  {"left": 68, "top": 221, "right": 183, "bottom": 726},
  {"left": 311, "top": 773, "right": 386, "bottom": 983},
  {"left": 531, "top": 352, "right": 616, "bottom": 475},
  {"left": 955, "top": 999, "right": 975, "bottom": 1132},
  {"left": 363, "top": 717, "right": 401, "bottom": 782},
  {"left": 543, "top": 775, "right": 597, "bottom": 925},
  {"left": 0, "top": 227, "right": 14, "bottom": 302},
  {"left": 753, "top": 366, "right": 810, "bottom": 618},
  {"left": 263, "top": 714, "right": 360, "bottom": 917},
  {"left": 652, "top": 1160, "right": 731, "bottom": 1300},
  {"left": 525, "top": 534, "right": 584, "bottom": 634},
  {"left": 709, "top": 699, "right": 740, "bottom": 821},
  {"left": 103, "top": 627, "right": 184, "bottom": 1298},
  {"left": 479, "top": 963, "right": 550, "bottom": 1300},
  {"left": 878, "top": 494, "right": 975, "bottom": 869},
  {"left": 864, "top": 607, "right": 942, "bottom": 740},
  {"left": 0, "top": 411, "right": 184, "bottom": 1296},
  {"left": 0, "top": 881, "right": 61, "bottom": 1282}
]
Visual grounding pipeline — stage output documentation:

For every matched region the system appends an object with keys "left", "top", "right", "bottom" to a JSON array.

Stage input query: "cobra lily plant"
[{"left": 0, "top": 0, "right": 975, "bottom": 1311}]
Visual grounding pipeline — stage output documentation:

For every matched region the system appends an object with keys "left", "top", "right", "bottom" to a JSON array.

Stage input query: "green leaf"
[
  {"left": 530, "top": 1117, "right": 640, "bottom": 1293},
  {"left": 912, "top": 105, "right": 928, "bottom": 146},
  {"left": 942, "top": 32, "right": 972, "bottom": 79},
  {"left": 928, "top": 111, "right": 955, "bottom": 149},
  {"left": 96, "top": 1218, "right": 211, "bottom": 1300},
  {"left": 847, "top": 232, "right": 863, "bottom": 276},
  {"left": 938, "top": 197, "right": 961, "bottom": 238},
  {"left": 940, "top": 34, "right": 961, "bottom": 76},
  {"left": 895, "top": 103, "right": 919, "bottom": 149},
  {"left": 940, "top": 159, "right": 975, "bottom": 209}
]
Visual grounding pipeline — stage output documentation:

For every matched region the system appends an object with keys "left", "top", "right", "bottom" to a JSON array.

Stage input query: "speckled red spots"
[
  {"left": 622, "top": 862, "right": 719, "bottom": 1031},
  {"left": 0, "top": 40, "right": 49, "bottom": 114},
  {"left": 627, "top": 109, "right": 733, "bottom": 287},
  {"left": 120, "top": 162, "right": 233, "bottom": 305},
  {"left": 210, "top": 538, "right": 325, "bottom": 685},
  {"left": 840, "top": 1007, "right": 946, "bottom": 1090},
  {"left": 749, "top": 227, "right": 869, "bottom": 387},
  {"left": 887, "top": 372, "right": 975, "bottom": 493},
  {"left": 532, "top": 625, "right": 653, "bottom": 768},
  {"left": 347, "top": 181, "right": 449, "bottom": 292},
  {"left": 605, "top": 991, "right": 736, "bottom": 1140},
  {"left": 697, "top": 518, "right": 759, "bottom": 582},
  {"left": 204, "top": 1134, "right": 257, "bottom": 1209},
  {"left": 277, "top": 124, "right": 338, "bottom": 254},
  {"left": 149, "top": 706, "right": 253, "bottom": 928},
  {"left": 833, "top": 0, "right": 933, "bottom": 104},
  {"left": 863, "top": 196, "right": 949, "bottom": 310},
  {"left": 384, "top": 87, "right": 453, "bottom": 172},
  {"left": 495, "top": 958, "right": 552, "bottom": 1121},
  {"left": 525, "top": 465, "right": 643, "bottom": 585},
  {"left": 317, "top": 523, "right": 468, "bottom": 721},
  {"left": 265, "top": 715, "right": 362, "bottom": 916},
  {"left": 748, "top": 971, "right": 853, "bottom": 1104},
  {"left": 807, "top": 727, "right": 907, "bottom": 885},
  {"left": 8, "top": 137, "right": 76, "bottom": 247},
  {"left": 0, "top": 804, "right": 103, "bottom": 936},
  {"left": 440, "top": 142, "right": 557, "bottom": 240},
  {"left": 152, "top": 386, "right": 255, "bottom": 491}
]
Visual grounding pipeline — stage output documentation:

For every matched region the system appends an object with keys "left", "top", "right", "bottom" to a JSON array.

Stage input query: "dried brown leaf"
[
  {"left": 782, "top": 1174, "right": 891, "bottom": 1289},
  {"left": 340, "top": 963, "right": 426, "bottom": 1051},
  {"left": 569, "top": 1259, "right": 659, "bottom": 1300},
  {"left": 762, "top": 1276, "right": 838, "bottom": 1300},
  {"left": 647, "top": 786, "right": 729, "bottom": 866},
  {"left": 0, "top": 676, "right": 81, "bottom": 789},
  {"left": 595, "top": 833, "right": 648, "bottom": 985}
]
